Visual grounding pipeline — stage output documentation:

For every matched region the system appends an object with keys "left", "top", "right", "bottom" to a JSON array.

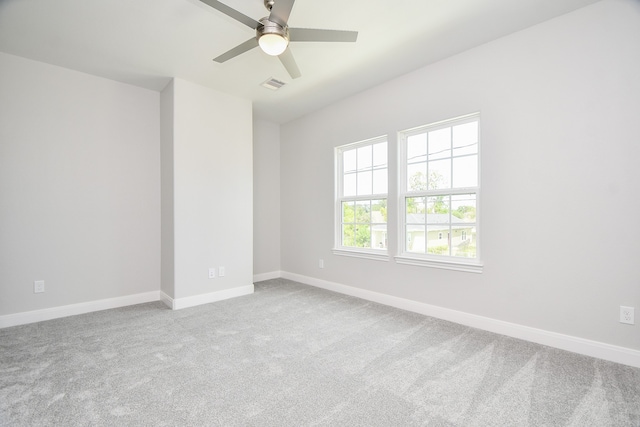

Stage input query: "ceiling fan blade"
[
  {"left": 199, "top": 0, "right": 260, "bottom": 29},
  {"left": 278, "top": 47, "right": 301, "bottom": 79},
  {"left": 269, "top": 0, "right": 295, "bottom": 27},
  {"left": 289, "top": 28, "right": 358, "bottom": 43},
  {"left": 213, "top": 38, "right": 259, "bottom": 63}
]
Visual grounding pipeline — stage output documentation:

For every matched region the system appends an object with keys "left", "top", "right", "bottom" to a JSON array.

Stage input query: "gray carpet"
[{"left": 1, "top": 278, "right": 639, "bottom": 426}]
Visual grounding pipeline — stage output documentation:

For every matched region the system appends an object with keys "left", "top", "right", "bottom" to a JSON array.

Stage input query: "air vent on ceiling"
[{"left": 261, "top": 78, "right": 286, "bottom": 91}]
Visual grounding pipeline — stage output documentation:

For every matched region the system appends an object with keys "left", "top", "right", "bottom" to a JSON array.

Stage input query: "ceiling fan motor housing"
[{"left": 257, "top": 17, "right": 289, "bottom": 40}]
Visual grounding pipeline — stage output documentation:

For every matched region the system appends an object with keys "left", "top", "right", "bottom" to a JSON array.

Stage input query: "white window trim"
[
  {"left": 334, "top": 136, "right": 389, "bottom": 258},
  {"left": 332, "top": 248, "right": 390, "bottom": 262},
  {"left": 397, "top": 113, "right": 483, "bottom": 273},
  {"left": 394, "top": 255, "right": 483, "bottom": 273}
]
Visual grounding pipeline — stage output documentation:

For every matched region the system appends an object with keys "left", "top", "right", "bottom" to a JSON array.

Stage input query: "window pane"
[
  {"left": 355, "top": 201, "right": 371, "bottom": 223},
  {"left": 357, "top": 170, "right": 372, "bottom": 195},
  {"left": 428, "top": 160, "right": 451, "bottom": 189},
  {"left": 407, "top": 134, "right": 426, "bottom": 163},
  {"left": 337, "top": 137, "right": 389, "bottom": 252},
  {"left": 343, "top": 149, "right": 357, "bottom": 173},
  {"left": 343, "top": 172, "right": 356, "bottom": 197},
  {"left": 355, "top": 225, "right": 371, "bottom": 248},
  {"left": 372, "top": 168, "right": 388, "bottom": 194},
  {"left": 428, "top": 128, "right": 451, "bottom": 160},
  {"left": 342, "top": 224, "right": 355, "bottom": 247},
  {"left": 407, "top": 162, "right": 427, "bottom": 191},
  {"left": 398, "top": 115, "right": 479, "bottom": 261},
  {"left": 373, "top": 142, "right": 387, "bottom": 167},
  {"left": 451, "top": 225, "right": 476, "bottom": 258},
  {"left": 427, "top": 196, "right": 450, "bottom": 224},
  {"left": 451, "top": 194, "right": 476, "bottom": 222},
  {"left": 371, "top": 199, "right": 387, "bottom": 223},
  {"left": 407, "top": 225, "right": 425, "bottom": 253},
  {"left": 406, "top": 196, "right": 426, "bottom": 215},
  {"left": 357, "top": 145, "right": 372, "bottom": 170},
  {"left": 452, "top": 155, "right": 478, "bottom": 188},
  {"left": 342, "top": 201, "right": 355, "bottom": 223},
  {"left": 427, "top": 225, "right": 450, "bottom": 255},
  {"left": 453, "top": 122, "right": 478, "bottom": 156}
]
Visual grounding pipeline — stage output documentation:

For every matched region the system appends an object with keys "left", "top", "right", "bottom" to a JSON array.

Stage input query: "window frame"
[
  {"left": 396, "top": 113, "right": 483, "bottom": 273},
  {"left": 333, "top": 136, "right": 390, "bottom": 261}
]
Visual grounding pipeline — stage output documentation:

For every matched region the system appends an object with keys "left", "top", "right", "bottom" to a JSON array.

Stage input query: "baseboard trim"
[
  {"left": 281, "top": 271, "right": 640, "bottom": 368},
  {"left": 0, "top": 291, "right": 161, "bottom": 329},
  {"left": 159, "top": 291, "right": 174, "bottom": 309},
  {"left": 170, "top": 285, "right": 255, "bottom": 310},
  {"left": 253, "top": 271, "right": 282, "bottom": 283}
]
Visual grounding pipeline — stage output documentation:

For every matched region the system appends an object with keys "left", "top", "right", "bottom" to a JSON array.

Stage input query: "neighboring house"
[
  {"left": 405, "top": 213, "right": 475, "bottom": 255},
  {"left": 367, "top": 212, "right": 475, "bottom": 256},
  {"left": 371, "top": 211, "right": 388, "bottom": 249}
]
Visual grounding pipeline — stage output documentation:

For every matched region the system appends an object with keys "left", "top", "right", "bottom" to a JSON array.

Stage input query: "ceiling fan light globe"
[{"left": 259, "top": 34, "right": 288, "bottom": 56}]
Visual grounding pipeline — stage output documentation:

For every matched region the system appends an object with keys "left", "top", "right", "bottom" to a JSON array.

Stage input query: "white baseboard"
[
  {"left": 165, "top": 285, "right": 255, "bottom": 310},
  {"left": 281, "top": 271, "right": 640, "bottom": 368},
  {"left": 253, "top": 271, "right": 282, "bottom": 283},
  {"left": 159, "top": 291, "right": 174, "bottom": 309},
  {"left": 1, "top": 285, "right": 257, "bottom": 328},
  {"left": 0, "top": 291, "right": 161, "bottom": 329}
]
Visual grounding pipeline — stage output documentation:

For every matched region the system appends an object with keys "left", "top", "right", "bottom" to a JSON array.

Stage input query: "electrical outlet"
[
  {"left": 319, "top": 259, "right": 324, "bottom": 269},
  {"left": 218, "top": 266, "right": 225, "bottom": 277},
  {"left": 208, "top": 268, "right": 216, "bottom": 279},
  {"left": 34, "top": 280, "right": 45, "bottom": 293},
  {"left": 620, "top": 306, "right": 635, "bottom": 325}
]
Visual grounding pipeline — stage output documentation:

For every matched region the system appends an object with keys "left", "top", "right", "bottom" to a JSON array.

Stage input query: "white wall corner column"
[{"left": 160, "top": 78, "right": 254, "bottom": 308}]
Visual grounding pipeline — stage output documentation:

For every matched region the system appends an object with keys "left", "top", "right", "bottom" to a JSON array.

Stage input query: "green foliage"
[
  {"left": 355, "top": 225, "right": 371, "bottom": 248},
  {"left": 408, "top": 169, "right": 447, "bottom": 191},
  {"left": 372, "top": 199, "right": 387, "bottom": 222},
  {"left": 355, "top": 202, "right": 370, "bottom": 223},
  {"left": 342, "top": 202, "right": 355, "bottom": 222},
  {"left": 427, "top": 196, "right": 449, "bottom": 215},
  {"left": 409, "top": 172, "right": 427, "bottom": 191},
  {"left": 406, "top": 197, "right": 425, "bottom": 214},
  {"left": 453, "top": 241, "right": 476, "bottom": 258},
  {"left": 451, "top": 205, "right": 476, "bottom": 221},
  {"left": 427, "top": 245, "right": 448, "bottom": 255},
  {"left": 342, "top": 224, "right": 355, "bottom": 246},
  {"left": 342, "top": 200, "right": 385, "bottom": 248}
]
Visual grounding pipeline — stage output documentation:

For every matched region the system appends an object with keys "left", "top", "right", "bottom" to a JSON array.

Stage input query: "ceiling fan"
[{"left": 199, "top": 0, "right": 358, "bottom": 79}]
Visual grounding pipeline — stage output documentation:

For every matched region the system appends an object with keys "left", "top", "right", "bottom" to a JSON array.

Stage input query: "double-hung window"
[
  {"left": 397, "top": 113, "right": 482, "bottom": 272},
  {"left": 334, "top": 136, "right": 388, "bottom": 260}
]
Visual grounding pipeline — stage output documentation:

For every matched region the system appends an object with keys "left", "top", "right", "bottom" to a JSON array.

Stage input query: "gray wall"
[
  {"left": 0, "top": 52, "right": 160, "bottom": 315},
  {"left": 253, "top": 119, "right": 281, "bottom": 277},
  {"left": 160, "top": 80, "right": 175, "bottom": 298},
  {"left": 277, "top": 0, "right": 640, "bottom": 350}
]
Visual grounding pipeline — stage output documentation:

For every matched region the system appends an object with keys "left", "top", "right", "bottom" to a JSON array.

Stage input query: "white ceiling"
[{"left": 0, "top": 0, "right": 599, "bottom": 123}]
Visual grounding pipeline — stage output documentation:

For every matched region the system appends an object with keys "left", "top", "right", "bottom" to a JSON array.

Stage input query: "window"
[
  {"left": 334, "top": 136, "right": 388, "bottom": 260},
  {"left": 397, "top": 113, "right": 482, "bottom": 272}
]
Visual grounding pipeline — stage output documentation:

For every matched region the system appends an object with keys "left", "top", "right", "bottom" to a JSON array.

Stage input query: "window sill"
[
  {"left": 332, "top": 248, "right": 390, "bottom": 262},
  {"left": 395, "top": 255, "right": 483, "bottom": 273}
]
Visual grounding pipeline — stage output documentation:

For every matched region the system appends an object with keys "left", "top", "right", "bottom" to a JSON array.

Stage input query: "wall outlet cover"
[
  {"left": 620, "top": 306, "right": 635, "bottom": 325},
  {"left": 34, "top": 280, "right": 45, "bottom": 293}
]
